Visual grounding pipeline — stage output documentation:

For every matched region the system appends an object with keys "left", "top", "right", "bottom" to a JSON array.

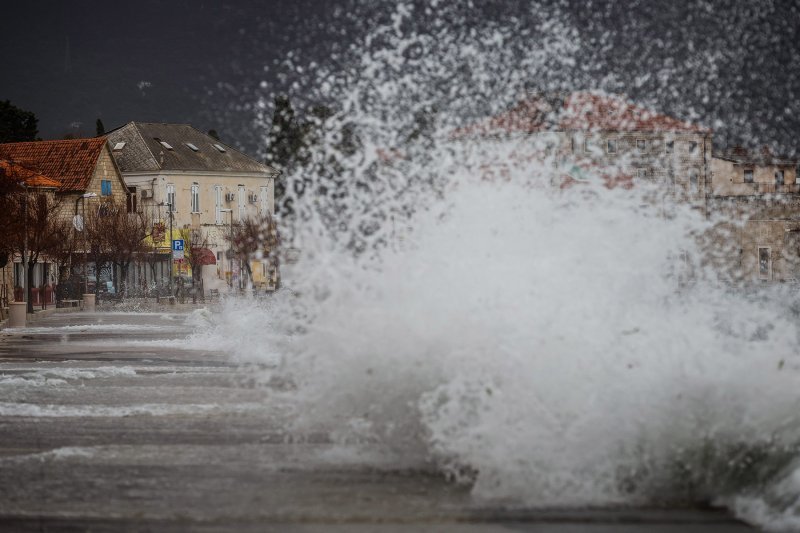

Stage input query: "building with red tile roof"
[
  {"left": 455, "top": 91, "right": 710, "bottom": 137},
  {"left": 454, "top": 91, "right": 712, "bottom": 203},
  {"left": 0, "top": 137, "right": 130, "bottom": 306},
  {"left": 0, "top": 137, "right": 129, "bottom": 214},
  {"left": 0, "top": 160, "right": 62, "bottom": 189}
]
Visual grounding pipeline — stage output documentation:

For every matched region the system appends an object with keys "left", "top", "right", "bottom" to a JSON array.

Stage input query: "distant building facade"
[
  {"left": 0, "top": 137, "right": 129, "bottom": 301},
  {"left": 709, "top": 147, "right": 800, "bottom": 282},
  {"left": 107, "top": 123, "right": 279, "bottom": 290},
  {"left": 456, "top": 91, "right": 712, "bottom": 203}
]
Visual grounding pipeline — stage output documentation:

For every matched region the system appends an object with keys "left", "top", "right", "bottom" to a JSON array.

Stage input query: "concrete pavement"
[{"left": 0, "top": 311, "right": 757, "bottom": 531}]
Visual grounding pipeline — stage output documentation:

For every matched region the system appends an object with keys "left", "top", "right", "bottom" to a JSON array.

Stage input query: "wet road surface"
[{"left": 0, "top": 311, "right": 756, "bottom": 531}]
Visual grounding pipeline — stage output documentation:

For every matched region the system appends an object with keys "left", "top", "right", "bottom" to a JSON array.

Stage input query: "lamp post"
[
  {"left": 167, "top": 202, "right": 174, "bottom": 298},
  {"left": 80, "top": 193, "right": 98, "bottom": 295},
  {"left": 21, "top": 182, "right": 28, "bottom": 312},
  {"left": 219, "top": 209, "right": 233, "bottom": 288}
]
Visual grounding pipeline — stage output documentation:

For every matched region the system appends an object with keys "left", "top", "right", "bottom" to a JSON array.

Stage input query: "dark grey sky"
[
  {"left": 2, "top": 0, "right": 799, "bottom": 156},
  {"left": 1, "top": 1, "right": 351, "bottom": 151}
]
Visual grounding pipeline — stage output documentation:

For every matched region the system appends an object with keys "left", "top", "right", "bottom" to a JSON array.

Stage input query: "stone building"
[
  {"left": 708, "top": 147, "right": 800, "bottom": 282},
  {"left": 106, "top": 123, "right": 280, "bottom": 291},
  {"left": 0, "top": 137, "right": 129, "bottom": 300},
  {"left": 455, "top": 91, "right": 712, "bottom": 203},
  {"left": 0, "top": 160, "right": 63, "bottom": 312}
]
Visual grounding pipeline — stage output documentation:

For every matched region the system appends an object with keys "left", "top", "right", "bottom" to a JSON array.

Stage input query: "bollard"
[
  {"left": 8, "top": 302, "right": 27, "bottom": 328},
  {"left": 82, "top": 293, "right": 96, "bottom": 312}
]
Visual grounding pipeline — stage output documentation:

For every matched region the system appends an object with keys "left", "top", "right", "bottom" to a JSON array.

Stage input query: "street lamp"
[
  {"left": 167, "top": 201, "right": 174, "bottom": 298},
  {"left": 219, "top": 208, "right": 233, "bottom": 288},
  {"left": 21, "top": 182, "right": 27, "bottom": 312},
  {"left": 80, "top": 192, "right": 97, "bottom": 295}
]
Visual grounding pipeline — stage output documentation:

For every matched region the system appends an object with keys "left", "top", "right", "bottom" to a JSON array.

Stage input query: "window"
[
  {"left": 185, "top": 142, "right": 199, "bottom": 152},
  {"left": 191, "top": 183, "right": 200, "bottom": 213},
  {"left": 213, "top": 143, "right": 227, "bottom": 153},
  {"left": 166, "top": 183, "right": 176, "bottom": 210},
  {"left": 583, "top": 137, "right": 591, "bottom": 153},
  {"left": 636, "top": 139, "right": 646, "bottom": 152},
  {"left": 651, "top": 138, "right": 662, "bottom": 152},
  {"left": 744, "top": 169, "right": 754, "bottom": 183},
  {"left": 758, "top": 247, "right": 771, "bottom": 279},
  {"left": 238, "top": 184, "right": 246, "bottom": 221},
  {"left": 689, "top": 169, "right": 699, "bottom": 191},
  {"left": 688, "top": 141, "right": 698, "bottom": 154},
  {"left": 101, "top": 179, "right": 112, "bottom": 196},
  {"left": 126, "top": 186, "right": 137, "bottom": 213},
  {"left": 154, "top": 138, "right": 173, "bottom": 150},
  {"left": 260, "top": 185, "right": 269, "bottom": 215},
  {"left": 637, "top": 168, "right": 648, "bottom": 179},
  {"left": 113, "top": 142, "right": 126, "bottom": 151},
  {"left": 215, "top": 185, "right": 223, "bottom": 224},
  {"left": 776, "top": 169, "right": 785, "bottom": 185},
  {"left": 606, "top": 139, "right": 617, "bottom": 154},
  {"left": 665, "top": 140, "right": 674, "bottom": 154}
]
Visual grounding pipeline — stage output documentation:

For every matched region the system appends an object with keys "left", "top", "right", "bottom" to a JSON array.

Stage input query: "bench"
[{"left": 59, "top": 299, "right": 82, "bottom": 309}]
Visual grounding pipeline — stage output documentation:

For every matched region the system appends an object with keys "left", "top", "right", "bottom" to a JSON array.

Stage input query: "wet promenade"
[{"left": 0, "top": 311, "right": 756, "bottom": 531}]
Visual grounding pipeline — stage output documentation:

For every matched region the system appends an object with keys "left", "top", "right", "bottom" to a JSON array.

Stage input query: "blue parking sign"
[{"left": 172, "top": 239, "right": 184, "bottom": 251}]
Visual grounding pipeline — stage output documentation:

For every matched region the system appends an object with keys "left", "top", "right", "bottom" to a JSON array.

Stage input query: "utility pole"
[
  {"left": 81, "top": 193, "right": 97, "bottom": 295},
  {"left": 168, "top": 202, "right": 174, "bottom": 298},
  {"left": 21, "top": 183, "right": 28, "bottom": 313},
  {"left": 82, "top": 198, "right": 87, "bottom": 294},
  {"left": 219, "top": 208, "right": 233, "bottom": 288}
]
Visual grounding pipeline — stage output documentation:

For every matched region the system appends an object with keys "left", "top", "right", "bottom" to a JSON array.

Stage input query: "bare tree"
[
  {"left": 6, "top": 192, "right": 72, "bottom": 312},
  {"left": 83, "top": 201, "right": 114, "bottom": 298},
  {"left": 178, "top": 228, "right": 211, "bottom": 303},
  {"left": 227, "top": 213, "right": 281, "bottom": 290},
  {"left": 105, "top": 202, "right": 148, "bottom": 298}
]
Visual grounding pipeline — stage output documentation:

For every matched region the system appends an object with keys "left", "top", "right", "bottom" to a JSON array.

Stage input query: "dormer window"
[
  {"left": 112, "top": 142, "right": 126, "bottom": 151},
  {"left": 185, "top": 142, "right": 199, "bottom": 152},
  {"left": 213, "top": 143, "right": 226, "bottom": 153},
  {"left": 154, "top": 138, "right": 173, "bottom": 150}
]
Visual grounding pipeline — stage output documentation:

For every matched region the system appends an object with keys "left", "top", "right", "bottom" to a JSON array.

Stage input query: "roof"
[
  {"left": 107, "top": 122, "right": 277, "bottom": 175},
  {"left": 714, "top": 146, "right": 798, "bottom": 167},
  {"left": 0, "top": 159, "right": 62, "bottom": 189},
  {"left": 454, "top": 91, "right": 711, "bottom": 137},
  {"left": 0, "top": 137, "right": 107, "bottom": 192}
]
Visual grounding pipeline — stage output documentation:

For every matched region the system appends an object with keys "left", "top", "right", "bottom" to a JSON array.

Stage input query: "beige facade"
[
  {"left": 125, "top": 171, "right": 274, "bottom": 256},
  {"left": 0, "top": 137, "right": 130, "bottom": 304},
  {"left": 107, "top": 123, "right": 278, "bottom": 291},
  {"left": 565, "top": 131, "right": 711, "bottom": 202},
  {"left": 711, "top": 155, "right": 798, "bottom": 196},
  {"left": 706, "top": 148, "right": 800, "bottom": 283},
  {"left": 706, "top": 195, "right": 800, "bottom": 283},
  {"left": 57, "top": 145, "right": 129, "bottom": 221}
]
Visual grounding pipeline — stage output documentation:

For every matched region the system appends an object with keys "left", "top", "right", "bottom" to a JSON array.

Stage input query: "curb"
[{"left": 0, "top": 306, "right": 82, "bottom": 331}]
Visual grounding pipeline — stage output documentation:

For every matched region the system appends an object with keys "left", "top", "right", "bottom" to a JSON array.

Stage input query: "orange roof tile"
[
  {"left": 559, "top": 92, "right": 710, "bottom": 133},
  {"left": 0, "top": 137, "right": 108, "bottom": 192},
  {"left": 454, "top": 92, "right": 710, "bottom": 138},
  {"left": 0, "top": 159, "right": 62, "bottom": 189}
]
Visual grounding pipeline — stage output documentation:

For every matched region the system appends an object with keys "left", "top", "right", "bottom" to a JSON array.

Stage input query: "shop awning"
[{"left": 193, "top": 247, "right": 216, "bottom": 265}]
